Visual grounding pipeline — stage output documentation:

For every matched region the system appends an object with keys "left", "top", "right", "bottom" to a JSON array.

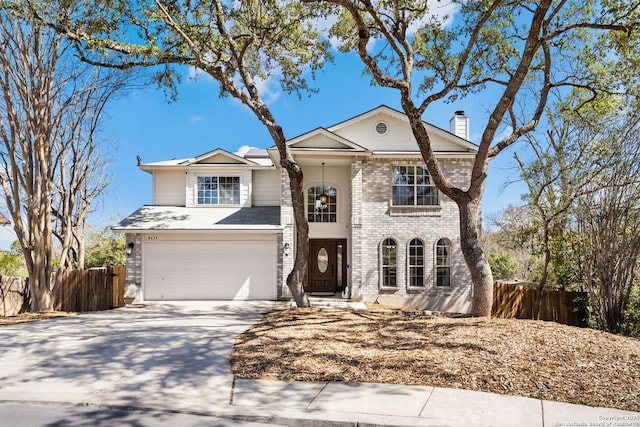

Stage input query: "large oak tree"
[
  {"left": 16, "top": 0, "right": 334, "bottom": 307},
  {"left": 304, "top": 0, "right": 640, "bottom": 315}
]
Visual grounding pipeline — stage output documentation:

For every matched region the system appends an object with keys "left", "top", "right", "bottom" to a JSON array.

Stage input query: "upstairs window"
[
  {"left": 392, "top": 166, "right": 438, "bottom": 206},
  {"left": 307, "top": 185, "right": 337, "bottom": 223},
  {"left": 197, "top": 176, "right": 240, "bottom": 205},
  {"left": 436, "top": 238, "right": 452, "bottom": 287}
]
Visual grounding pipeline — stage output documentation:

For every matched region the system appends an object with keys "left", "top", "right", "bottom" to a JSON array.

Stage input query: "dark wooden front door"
[{"left": 307, "top": 239, "right": 347, "bottom": 293}]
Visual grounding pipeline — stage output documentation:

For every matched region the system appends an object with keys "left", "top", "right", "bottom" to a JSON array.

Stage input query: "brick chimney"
[{"left": 449, "top": 110, "right": 469, "bottom": 140}]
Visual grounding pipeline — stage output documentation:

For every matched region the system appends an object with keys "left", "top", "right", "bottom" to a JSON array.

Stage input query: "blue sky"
[{"left": 0, "top": 52, "right": 528, "bottom": 249}]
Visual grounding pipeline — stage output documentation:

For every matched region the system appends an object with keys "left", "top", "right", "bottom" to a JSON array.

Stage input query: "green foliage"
[
  {"left": 84, "top": 227, "right": 125, "bottom": 268},
  {"left": 568, "top": 293, "right": 593, "bottom": 328},
  {"left": 622, "top": 285, "right": 640, "bottom": 337},
  {"left": 488, "top": 253, "right": 518, "bottom": 281},
  {"left": 0, "top": 241, "right": 27, "bottom": 277},
  {"left": 323, "top": 0, "right": 640, "bottom": 104},
  {"left": 23, "top": 0, "right": 334, "bottom": 103}
]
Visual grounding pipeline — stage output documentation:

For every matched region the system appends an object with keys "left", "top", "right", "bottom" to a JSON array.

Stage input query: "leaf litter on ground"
[{"left": 231, "top": 308, "right": 640, "bottom": 412}]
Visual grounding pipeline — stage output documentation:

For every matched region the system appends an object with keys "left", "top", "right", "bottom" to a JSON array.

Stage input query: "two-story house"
[{"left": 114, "top": 105, "right": 477, "bottom": 312}]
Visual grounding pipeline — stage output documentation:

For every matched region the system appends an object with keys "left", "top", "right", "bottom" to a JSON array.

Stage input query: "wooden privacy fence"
[
  {"left": 54, "top": 266, "right": 126, "bottom": 312},
  {"left": 0, "top": 266, "right": 126, "bottom": 316},
  {"left": 492, "top": 281, "right": 587, "bottom": 327},
  {"left": 0, "top": 276, "right": 29, "bottom": 316}
]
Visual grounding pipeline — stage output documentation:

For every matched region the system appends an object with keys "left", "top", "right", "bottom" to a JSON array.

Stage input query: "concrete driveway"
[{"left": 0, "top": 301, "right": 280, "bottom": 414}]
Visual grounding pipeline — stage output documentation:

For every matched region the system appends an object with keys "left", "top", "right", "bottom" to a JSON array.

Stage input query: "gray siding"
[
  {"left": 252, "top": 170, "right": 280, "bottom": 206},
  {"left": 154, "top": 171, "right": 186, "bottom": 206}
]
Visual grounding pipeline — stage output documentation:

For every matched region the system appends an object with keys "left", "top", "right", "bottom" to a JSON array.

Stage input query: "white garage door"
[{"left": 144, "top": 240, "right": 277, "bottom": 300}]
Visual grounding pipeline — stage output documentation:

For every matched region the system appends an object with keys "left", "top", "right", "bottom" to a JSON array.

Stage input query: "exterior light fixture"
[
  {"left": 283, "top": 242, "right": 290, "bottom": 257},
  {"left": 126, "top": 242, "right": 134, "bottom": 256},
  {"left": 318, "top": 162, "right": 328, "bottom": 207}
]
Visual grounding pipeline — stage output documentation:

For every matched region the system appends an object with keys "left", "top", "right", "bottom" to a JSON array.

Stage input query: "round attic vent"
[{"left": 375, "top": 121, "right": 389, "bottom": 135}]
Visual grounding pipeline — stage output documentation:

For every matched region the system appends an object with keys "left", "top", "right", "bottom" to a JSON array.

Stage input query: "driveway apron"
[{"left": 0, "top": 301, "right": 276, "bottom": 414}]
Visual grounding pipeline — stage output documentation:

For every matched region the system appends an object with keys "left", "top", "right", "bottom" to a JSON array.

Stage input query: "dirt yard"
[
  {"left": 0, "top": 311, "right": 78, "bottom": 326},
  {"left": 231, "top": 308, "right": 640, "bottom": 412}
]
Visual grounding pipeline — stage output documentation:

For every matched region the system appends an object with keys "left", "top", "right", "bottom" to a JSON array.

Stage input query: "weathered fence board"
[
  {"left": 0, "top": 266, "right": 126, "bottom": 316},
  {"left": 492, "top": 281, "right": 587, "bottom": 327},
  {"left": 0, "top": 276, "right": 28, "bottom": 316}
]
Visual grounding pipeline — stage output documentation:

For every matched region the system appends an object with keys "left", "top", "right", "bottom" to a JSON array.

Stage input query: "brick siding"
[{"left": 355, "top": 157, "right": 472, "bottom": 310}]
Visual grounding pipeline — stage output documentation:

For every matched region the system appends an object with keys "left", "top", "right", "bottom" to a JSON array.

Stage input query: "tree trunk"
[
  {"left": 76, "top": 230, "right": 86, "bottom": 270},
  {"left": 252, "top": 101, "right": 311, "bottom": 307},
  {"left": 28, "top": 239, "right": 54, "bottom": 312},
  {"left": 282, "top": 159, "right": 311, "bottom": 308},
  {"left": 458, "top": 198, "right": 494, "bottom": 317},
  {"left": 534, "top": 219, "right": 552, "bottom": 320}
]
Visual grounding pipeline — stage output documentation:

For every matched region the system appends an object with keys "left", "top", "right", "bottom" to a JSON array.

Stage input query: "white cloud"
[
  {"left": 253, "top": 75, "right": 281, "bottom": 105},
  {"left": 187, "top": 66, "right": 215, "bottom": 83},
  {"left": 189, "top": 115, "right": 205, "bottom": 124},
  {"left": 495, "top": 125, "right": 515, "bottom": 144},
  {"left": 410, "top": 1, "right": 460, "bottom": 33},
  {"left": 235, "top": 145, "right": 259, "bottom": 156},
  {"left": 313, "top": 1, "right": 460, "bottom": 53},
  {"left": 188, "top": 63, "right": 281, "bottom": 106}
]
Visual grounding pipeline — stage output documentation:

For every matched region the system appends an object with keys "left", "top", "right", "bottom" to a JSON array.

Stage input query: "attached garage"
[
  {"left": 114, "top": 206, "right": 283, "bottom": 303},
  {"left": 143, "top": 238, "right": 278, "bottom": 301}
]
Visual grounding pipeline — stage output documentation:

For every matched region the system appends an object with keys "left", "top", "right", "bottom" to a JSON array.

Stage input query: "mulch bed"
[{"left": 231, "top": 308, "right": 640, "bottom": 412}]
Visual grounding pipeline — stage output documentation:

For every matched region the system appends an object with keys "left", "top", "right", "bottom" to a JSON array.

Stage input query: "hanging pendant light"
[{"left": 318, "top": 162, "right": 328, "bottom": 206}]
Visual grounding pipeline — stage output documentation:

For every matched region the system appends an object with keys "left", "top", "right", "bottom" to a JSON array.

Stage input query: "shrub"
[
  {"left": 622, "top": 285, "right": 640, "bottom": 337},
  {"left": 488, "top": 253, "right": 518, "bottom": 281}
]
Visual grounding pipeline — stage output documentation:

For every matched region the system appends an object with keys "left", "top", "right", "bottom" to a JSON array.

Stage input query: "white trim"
[
  {"left": 371, "top": 151, "right": 476, "bottom": 158},
  {"left": 434, "top": 237, "right": 453, "bottom": 288},
  {"left": 195, "top": 175, "right": 241, "bottom": 206},
  {"left": 327, "top": 105, "right": 478, "bottom": 152},
  {"left": 115, "top": 227, "right": 282, "bottom": 233},
  {"left": 192, "top": 148, "right": 260, "bottom": 166},
  {"left": 374, "top": 120, "right": 389, "bottom": 136},
  {"left": 379, "top": 236, "right": 399, "bottom": 290},
  {"left": 305, "top": 182, "right": 340, "bottom": 224},
  {"left": 390, "top": 165, "right": 440, "bottom": 208},
  {"left": 286, "top": 128, "right": 370, "bottom": 151},
  {"left": 406, "top": 237, "right": 426, "bottom": 289}
]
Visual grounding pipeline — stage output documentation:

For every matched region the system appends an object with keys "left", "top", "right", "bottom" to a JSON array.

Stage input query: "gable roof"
[
  {"left": 326, "top": 104, "right": 409, "bottom": 132},
  {"left": 326, "top": 104, "right": 478, "bottom": 153},
  {"left": 286, "top": 128, "right": 369, "bottom": 151},
  {"left": 0, "top": 212, "right": 10, "bottom": 226},
  {"left": 139, "top": 148, "right": 273, "bottom": 172},
  {"left": 138, "top": 105, "right": 477, "bottom": 173},
  {"left": 190, "top": 148, "right": 259, "bottom": 166}
]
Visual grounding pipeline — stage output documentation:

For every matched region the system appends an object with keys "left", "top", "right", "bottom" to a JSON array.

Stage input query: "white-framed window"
[
  {"left": 408, "top": 238, "right": 425, "bottom": 287},
  {"left": 381, "top": 238, "right": 397, "bottom": 288},
  {"left": 392, "top": 166, "right": 438, "bottom": 206},
  {"left": 436, "top": 238, "right": 452, "bottom": 287},
  {"left": 307, "top": 185, "right": 337, "bottom": 223},
  {"left": 197, "top": 176, "right": 240, "bottom": 205}
]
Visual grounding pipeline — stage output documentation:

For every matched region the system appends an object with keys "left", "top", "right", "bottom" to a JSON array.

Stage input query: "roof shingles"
[{"left": 113, "top": 206, "right": 281, "bottom": 231}]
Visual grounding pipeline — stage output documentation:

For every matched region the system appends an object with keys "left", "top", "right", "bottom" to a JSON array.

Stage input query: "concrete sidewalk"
[
  {"left": 0, "top": 301, "right": 637, "bottom": 426},
  {"left": 226, "top": 379, "right": 640, "bottom": 427}
]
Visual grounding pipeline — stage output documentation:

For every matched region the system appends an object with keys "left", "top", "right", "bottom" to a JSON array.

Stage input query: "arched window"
[
  {"left": 307, "top": 185, "right": 337, "bottom": 223},
  {"left": 381, "top": 238, "right": 397, "bottom": 288},
  {"left": 436, "top": 238, "right": 451, "bottom": 287},
  {"left": 408, "top": 238, "right": 425, "bottom": 287}
]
